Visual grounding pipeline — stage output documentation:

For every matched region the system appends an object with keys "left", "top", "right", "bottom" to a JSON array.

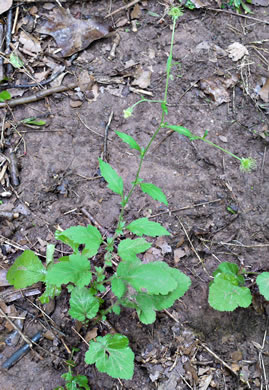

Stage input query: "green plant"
[
  {"left": 0, "top": 90, "right": 11, "bottom": 103},
  {"left": 209, "top": 262, "right": 269, "bottom": 311},
  {"left": 6, "top": 5, "right": 260, "bottom": 385},
  {"left": 227, "top": 0, "right": 252, "bottom": 13},
  {"left": 54, "top": 348, "right": 90, "bottom": 390}
]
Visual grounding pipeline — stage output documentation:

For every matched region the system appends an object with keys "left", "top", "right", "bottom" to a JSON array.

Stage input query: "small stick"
[
  {"left": 6, "top": 8, "right": 13, "bottom": 75},
  {"left": 1, "top": 68, "right": 64, "bottom": 89},
  {"left": 0, "top": 307, "right": 33, "bottom": 347},
  {"left": 81, "top": 207, "right": 111, "bottom": 238},
  {"left": 12, "top": 5, "right": 20, "bottom": 35},
  {"left": 0, "top": 82, "right": 78, "bottom": 108},
  {"left": 163, "top": 309, "right": 179, "bottom": 323},
  {"left": 77, "top": 113, "right": 108, "bottom": 139},
  {"left": 8, "top": 150, "right": 20, "bottom": 186},
  {"left": 105, "top": 0, "right": 141, "bottom": 18},
  {"left": 207, "top": 7, "right": 269, "bottom": 26},
  {"left": 149, "top": 199, "right": 222, "bottom": 219},
  {"left": 71, "top": 326, "right": 89, "bottom": 346},
  {"left": 103, "top": 111, "right": 113, "bottom": 162},
  {"left": 200, "top": 238, "right": 269, "bottom": 249},
  {"left": 0, "top": 23, "right": 4, "bottom": 81},
  {"left": 199, "top": 341, "right": 238, "bottom": 376},
  {"left": 151, "top": 129, "right": 174, "bottom": 153}
]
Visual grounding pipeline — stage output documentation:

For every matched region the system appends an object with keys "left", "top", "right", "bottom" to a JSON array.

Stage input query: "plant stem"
[{"left": 198, "top": 137, "right": 242, "bottom": 162}]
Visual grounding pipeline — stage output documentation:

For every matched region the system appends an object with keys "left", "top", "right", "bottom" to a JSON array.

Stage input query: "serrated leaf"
[
  {"left": 118, "top": 238, "right": 151, "bottom": 262},
  {"left": 117, "top": 260, "right": 177, "bottom": 294},
  {"left": 140, "top": 182, "right": 168, "bottom": 205},
  {"left": 208, "top": 275, "right": 252, "bottom": 311},
  {"left": 115, "top": 131, "right": 141, "bottom": 152},
  {"left": 0, "top": 90, "right": 11, "bottom": 102},
  {"left": 111, "top": 278, "right": 126, "bottom": 298},
  {"left": 7, "top": 250, "right": 46, "bottom": 288},
  {"left": 68, "top": 287, "right": 100, "bottom": 321},
  {"left": 256, "top": 272, "right": 269, "bottom": 300},
  {"left": 85, "top": 334, "right": 134, "bottom": 379},
  {"left": 10, "top": 52, "right": 24, "bottom": 68},
  {"left": 99, "top": 159, "right": 123, "bottom": 195},
  {"left": 55, "top": 225, "right": 102, "bottom": 257},
  {"left": 153, "top": 268, "right": 191, "bottom": 310},
  {"left": 46, "top": 254, "right": 92, "bottom": 287},
  {"left": 126, "top": 218, "right": 170, "bottom": 237}
]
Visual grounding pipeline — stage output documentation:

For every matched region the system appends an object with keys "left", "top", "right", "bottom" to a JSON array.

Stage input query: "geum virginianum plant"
[{"left": 6, "top": 6, "right": 258, "bottom": 384}]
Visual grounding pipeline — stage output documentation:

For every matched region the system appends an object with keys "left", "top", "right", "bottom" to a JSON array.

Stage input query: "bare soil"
[{"left": 0, "top": 1, "right": 269, "bottom": 389}]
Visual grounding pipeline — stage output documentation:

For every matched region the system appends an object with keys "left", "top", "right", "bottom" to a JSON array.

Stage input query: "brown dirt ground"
[{"left": 0, "top": 1, "right": 269, "bottom": 389}]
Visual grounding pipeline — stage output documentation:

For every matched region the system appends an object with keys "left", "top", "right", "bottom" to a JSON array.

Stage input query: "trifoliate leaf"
[
  {"left": 99, "top": 159, "right": 123, "bottom": 195},
  {"left": 7, "top": 250, "right": 46, "bottom": 288},
  {"left": 55, "top": 225, "right": 102, "bottom": 257},
  {"left": 208, "top": 275, "right": 252, "bottom": 311},
  {"left": 126, "top": 218, "right": 170, "bottom": 237},
  {"left": 46, "top": 254, "right": 92, "bottom": 287},
  {"left": 140, "top": 183, "right": 168, "bottom": 205},
  {"left": 115, "top": 131, "right": 141, "bottom": 153},
  {"left": 85, "top": 334, "right": 134, "bottom": 379},
  {"left": 118, "top": 238, "right": 151, "bottom": 262},
  {"left": 117, "top": 260, "right": 177, "bottom": 294},
  {"left": 68, "top": 287, "right": 100, "bottom": 321},
  {"left": 256, "top": 272, "right": 269, "bottom": 300}
]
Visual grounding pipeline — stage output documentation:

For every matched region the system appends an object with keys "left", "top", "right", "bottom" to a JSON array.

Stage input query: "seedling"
[
  {"left": 209, "top": 262, "right": 269, "bottom": 311},
  {"left": 0, "top": 90, "right": 11, "bottom": 103},
  {"left": 6, "top": 6, "right": 260, "bottom": 386}
]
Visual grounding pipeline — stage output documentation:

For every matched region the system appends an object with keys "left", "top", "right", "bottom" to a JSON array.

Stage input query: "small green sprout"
[
  {"left": 240, "top": 158, "right": 256, "bottom": 172},
  {"left": 168, "top": 6, "right": 184, "bottom": 20},
  {"left": 123, "top": 107, "right": 133, "bottom": 119}
]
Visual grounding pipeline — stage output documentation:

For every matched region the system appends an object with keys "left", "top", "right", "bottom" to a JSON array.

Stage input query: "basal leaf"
[
  {"left": 117, "top": 260, "right": 177, "bottom": 295},
  {"left": 99, "top": 159, "right": 123, "bottom": 196},
  {"left": 140, "top": 183, "right": 168, "bottom": 206},
  {"left": 118, "top": 238, "right": 151, "bottom": 262},
  {"left": 55, "top": 225, "right": 102, "bottom": 257},
  {"left": 111, "top": 278, "right": 126, "bottom": 298},
  {"left": 85, "top": 334, "right": 134, "bottom": 379},
  {"left": 115, "top": 131, "right": 141, "bottom": 152},
  {"left": 126, "top": 218, "right": 170, "bottom": 237},
  {"left": 46, "top": 254, "right": 92, "bottom": 287},
  {"left": 256, "top": 272, "right": 269, "bottom": 300},
  {"left": 7, "top": 250, "right": 46, "bottom": 288},
  {"left": 68, "top": 287, "right": 100, "bottom": 321},
  {"left": 208, "top": 275, "right": 252, "bottom": 311}
]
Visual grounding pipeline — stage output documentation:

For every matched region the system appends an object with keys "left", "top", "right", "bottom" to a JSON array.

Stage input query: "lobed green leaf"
[
  {"left": 99, "top": 159, "right": 124, "bottom": 195},
  {"left": 126, "top": 218, "right": 170, "bottom": 237},
  {"left": 46, "top": 254, "right": 92, "bottom": 287},
  {"left": 140, "top": 182, "right": 168, "bottom": 205},
  {"left": 7, "top": 250, "right": 46, "bottom": 288},
  {"left": 85, "top": 334, "right": 134, "bottom": 379},
  {"left": 55, "top": 225, "right": 102, "bottom": 257},
  {"left": 68, "top": 287, "right": 100, "bottom": 321}
]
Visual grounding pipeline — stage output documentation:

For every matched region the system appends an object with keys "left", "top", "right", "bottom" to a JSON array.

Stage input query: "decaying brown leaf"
[
  {"left": 259, "top": 78, "right": 269, "bottom": 102},
  {"left": 227, "top": 42, "right": 248, "bottom": 62},
  {"left": 0, "top": 0, "right": 12, "bottom": 16},
  {"left": 37, "top": 8, "right": 113, "bottom": 57},
  {"left": 200, "top": 74, "right": 238, "bottom": 105}
]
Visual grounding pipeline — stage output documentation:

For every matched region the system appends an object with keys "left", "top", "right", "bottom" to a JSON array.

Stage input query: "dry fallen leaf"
[
  {"left": 37, "top": 7, "right": 113, "bottom": 57},
  {"left": 259, "top": 78, "right": 269, "bottom": 102},
  {"left": 174, "top": 248, "right": 186, "bottom": 264},
  {"left": 19, "top": 30, "right": 42, "bottom": 55},
  {"left": 227, "top": 42, "right": 249, "bottom": 62},
  {"left": 0, "top": 0, "right": 12, "bottom": 15},
  {"left": 200, "top": 75, "right": 238, "bottom": 105},
  {"left": 85, "top": 327, "right": 98, "bottom": 342},
  {"left": 132, "top": 67, "right": 152, "bottom": 89}
]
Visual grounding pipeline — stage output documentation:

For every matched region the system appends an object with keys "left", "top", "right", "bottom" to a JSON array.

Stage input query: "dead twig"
[
  {"left": 105, "top": 0, "right": 141, "bottom": 18},
  {"left": 149, "top": 199, "right": 222, "bottom": 219},
  {"left": 0, "top": 83, "right": 78, "bottom": 108},
  {"left": 199, "top": 341, "right": 238, "bottom": 376},
  {"left": 81, "top": 207, "right": 111, "bottom": 238},
  {"left": 6, "top": 9, "right": 13, "bottom": 75},
  {"left": 1, "top": 68, "right": 64, "bottom": 89},
  {"left": 0, "top": 306, "right": 32, "bottom": 347},
  {"left": 207, "top": 8, "right": 269, "bottom": 26},
  {"left": 0, "top": 23, "right": 4, "bottom": 81},
  {"left": 103, "top": 111, "right": 113, "bottom": 162}
]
